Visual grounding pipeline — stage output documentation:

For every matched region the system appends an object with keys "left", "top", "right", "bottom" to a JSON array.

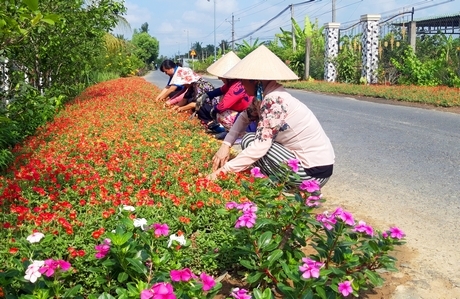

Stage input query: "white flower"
[
  {"left": 24, "top": 260, "right": 44, "bottom": 283},
  {"left": 167, "top": 234, "right": 187, "bottom": 247},
  {"left": 26, "top": 232, "right": 45, "bottom": 244},
  {"left": 122, "top": 205, "right": 135, "bottom": 212},
  {"left": 133, "top": 218, "right": 147, "bottom": 230}
]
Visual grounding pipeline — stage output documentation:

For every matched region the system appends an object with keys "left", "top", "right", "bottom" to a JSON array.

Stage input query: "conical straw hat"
[
  {"left": 206, "top": 51, "right": 241, "bottom": 77},
  {"left": 222, "top": 45, "right": 299, "bottom": 81}
]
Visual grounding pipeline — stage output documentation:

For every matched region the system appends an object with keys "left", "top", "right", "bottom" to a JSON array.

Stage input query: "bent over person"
[{"left": 208, "top": 45, "right": 335, "bottom": 187}]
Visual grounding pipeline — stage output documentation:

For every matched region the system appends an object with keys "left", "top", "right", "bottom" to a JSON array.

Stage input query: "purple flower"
[
  {"left": 354, "top": 221, "right": 374, "bottom": 237},
  {"left": 230, "top": 288, "right": 252, "bottom": 299},
  {"left": 250, "top": 167, "right": 265, "bottom": 178},
  {"left": 316, "top": 212, "right": 337, "bottom": 230},
  {"left": 306, "top": 195, "right": 321, "bottom": 207},
  {"left": 235, "top": 213, "right": 257, "bottom": 229},
  {"left": 299, "top": 180, "right": 320, "bottom": 193},
  {"left": 170, "top": 268, "right": 194, "bottom": 282},
  {"left": 38, "top": 259, "right": 71, "bottom": 277},
  {"left": 389, "top": 227, "right": 405, "bottom": 239},
  {"left": 287, "top": 158, "right": 299, "bottom": 173},
  {"left": 141, "top": 282, "right": 176, "bottom": 299},
  {"left": 299, "top": 257, "right": 324, "bottom": 279},
  {"left": 332, "top": 208, "right": 355, "bottom": 226},
  {"left": 338, "top": 280, "right": 353, "bottom": 296},
  {"left": 152, "top": 223, "right": 169, "bottom": 237},
  {"left": 95, "top": 238, "right": 111, "bottom": 259},
  {"left": 199, "top": 272, "right": 216, "bottom": 291}
]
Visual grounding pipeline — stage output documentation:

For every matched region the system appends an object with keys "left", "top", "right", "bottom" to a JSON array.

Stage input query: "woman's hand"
[
  {"left": 212, "top": 144, "right": 231, "bottom": 172},
  {"left": 207, "top": 168, "right": 226, "bottom": 181}
]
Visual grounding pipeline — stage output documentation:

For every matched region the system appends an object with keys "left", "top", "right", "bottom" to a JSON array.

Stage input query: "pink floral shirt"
[{"left": 222, "top": 81, "right": 335, "bottom": 173}]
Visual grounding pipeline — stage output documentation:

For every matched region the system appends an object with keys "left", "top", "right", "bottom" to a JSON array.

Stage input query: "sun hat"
[
  {"left": 206, "top": 51, "right": 241, "bottom": 77},
  {"left": 169, "top": 67, "right": 201, "bottom": 85},
  {"left": 222, "top": 45, "right": 299, "bottom": 81}
]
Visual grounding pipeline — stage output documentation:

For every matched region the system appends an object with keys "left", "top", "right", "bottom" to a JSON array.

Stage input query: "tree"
[
  {"left": 131, "top": 32, "right": 159, "bottom": 66},
  {"left": 235, "top": 39, "right": 264, "bottom": 58},
  {"left": 219, "top": 40, "right": 230, "bottom": 54},
  {"left": 140, "top": 22, "right": 149, "bottom": 33}
]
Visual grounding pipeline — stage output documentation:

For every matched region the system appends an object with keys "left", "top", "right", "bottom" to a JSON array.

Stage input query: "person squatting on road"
[
  {"left": 208, "top": 45, "right": 335, "bottom": 187},
  {"left": 156, "top": 60, "right": 218, "bottom": 114},
  {"left": 195, "top": 51, "right": 254, "bottom": 140}
]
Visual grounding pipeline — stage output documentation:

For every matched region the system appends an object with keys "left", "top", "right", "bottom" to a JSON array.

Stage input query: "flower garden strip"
[{"left": 0, "top": 77, "right": 405, "bottom": 299}]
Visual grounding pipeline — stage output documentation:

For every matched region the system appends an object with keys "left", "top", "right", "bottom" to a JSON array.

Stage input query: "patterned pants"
[{"left": 241, "top": 133, "right": 331, "bottom": 187}]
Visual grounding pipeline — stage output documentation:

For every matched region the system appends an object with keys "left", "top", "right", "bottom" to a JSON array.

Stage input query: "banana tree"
[
  {"left": 276, "top": 16, "right": 325, "bottom": 79},
  {"left": 235, "top": 38, "right": 265, "bottom": 58}
]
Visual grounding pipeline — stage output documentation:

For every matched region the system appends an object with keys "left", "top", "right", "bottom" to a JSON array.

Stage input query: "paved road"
[{"left": 144, "top": 71, "right": 460, "bottom": 297}]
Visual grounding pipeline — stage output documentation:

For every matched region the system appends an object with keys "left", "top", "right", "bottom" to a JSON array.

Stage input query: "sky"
[{"left": 113, "top": 0, "right": 458, "bottom": 58}]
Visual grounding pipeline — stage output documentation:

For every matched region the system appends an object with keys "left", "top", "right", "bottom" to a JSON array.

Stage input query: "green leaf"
[
  {"left": 97, "top": 293, "right": 116, "bottom": 299},
  {"left": 277, "top": 283, "right": 296, "bottom": 298},
  {"left": 257, "top": 231, "right": 273, "bottom": 249},
  {"left": 117, "top": 272, "right": 128, "bottom": 282},
  {"left": 40, "top": 18, "right": 55, "bottom": 25},
  {"left": 364, "top": 269, "right": 383, "bottom": 286},
  {"left": 240, "top": 259, "right": 255, "bottom": 270},
  {"left": 23, "top": 0, "right": 39, "bottom": 11},
  {"left": 126, "top": 257, "right": 147, "bottom": 274},
  {"left": 314, "top": 285, "right": 326, "bottom": 299},
  {"left": 246, "top": 271, "right": 263, "bottom": 284},
  {"left": 266, "top": 249, "right": 283, "bottom": 266},
  {"left": 253, "top": 288, "right": 263, "bottom": 299},
  {"left": 63, "top": 285, "right": 82, "bottom": 297},
  {"left": 110, "top": 232, "right": 132, "bottom": 246},
  {"left": 31, "top": 13, "right": 42, "bottom": 26}
]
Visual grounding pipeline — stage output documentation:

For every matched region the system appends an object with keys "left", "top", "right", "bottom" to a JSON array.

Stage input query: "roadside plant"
[
  {"left": 1, "top": 206, "right": 222, "bottom": 298},
  {"left": 220, "top": 163, "right": 406, "bottom": 298}
]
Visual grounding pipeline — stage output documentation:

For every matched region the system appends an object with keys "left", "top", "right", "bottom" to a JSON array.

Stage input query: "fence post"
[
  {"left": 360, "top": 14, "right": 381, "bottom": 84},
  {"left": 324, "top": 22, "right": 340, "bottom": 82}
]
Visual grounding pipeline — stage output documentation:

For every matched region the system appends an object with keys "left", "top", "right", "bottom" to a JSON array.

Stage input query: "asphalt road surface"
[{"left": 144, "top": 70, "right": 460, "bottom": 297}]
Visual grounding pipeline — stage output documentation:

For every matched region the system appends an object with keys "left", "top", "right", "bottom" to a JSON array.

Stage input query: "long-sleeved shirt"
[
  {"left": 222, "top": 81, "right": 335, "bottom": 175},
  {"left": 207, "top": 80, "right": 253, "bottom": 113}
]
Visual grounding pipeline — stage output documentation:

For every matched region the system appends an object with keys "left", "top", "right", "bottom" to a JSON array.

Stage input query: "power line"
[{"left": 234, "top": 0, "right": 316, "bottom": 42}]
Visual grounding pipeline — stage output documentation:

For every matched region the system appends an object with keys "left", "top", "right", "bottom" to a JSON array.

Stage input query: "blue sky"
[{"left": 114, "top": 0, "right": 458, "bottom": 58}]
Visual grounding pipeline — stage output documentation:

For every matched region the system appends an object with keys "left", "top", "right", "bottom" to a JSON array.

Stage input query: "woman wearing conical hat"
[
  {"left": 208, "top": 45, "right": 335, "bottom": 187},
  {"left": 195, "top": 52, "right": 254, "bottom": 139}
]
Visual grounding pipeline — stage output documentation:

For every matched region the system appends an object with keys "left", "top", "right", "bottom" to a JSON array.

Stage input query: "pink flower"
[
  {"left": 306, "top": 195, "right": 321, "bottom": 207},
  {"left": 141, "top": 282, "right": 176, "bottom": 299},
  {"left": 299, "top": 258, "right": 324, "bottom": 279},
  {"left": 152, "top": 223, "right": 169, "bottom": 237},
  {"left": 389, "top": 227, "right": 405, "bottom": 239},
  {"left": 354, "top": 221, "right": 374, "bottom": 237},
  {"left": 170, "top": 268, "right": 194, "bottom": 282},
  {"left": 332, "top": 208, "right": 355, "bottom": 226},
  {"left": 226, "top": 201, "right": 238, "bottom": 209},
  {"left": 230, "top": 288, "right": 252, "bottom": 299},
  {"left": 200, "top": 272, "right": 216, "bottom": 291},
  {"left": 382, "top": 231, "right": 389, "bottom": 238},
  {"left": 287, "top": 158, "right": 299, "bottom": 173},
  {"left": 338, "top": 280, "right": 353, "bottom": 296},
  {"left": 250, "top": 167, "right": 265, "bottom": 178},
  {"left": 299, "top": 180, "right": 320, "bottom": 193},
  {"left": 38, "top": 259, "right": 71, "bottom": 277},
  {"left": 95, "top": 238, "right": 111, "bottom": 259},
  {"left": 235, "top": 213, "right": 257, "bottom": 229},
  {"left": 316, "top": 212, "right": 337, "bottom": 230}
]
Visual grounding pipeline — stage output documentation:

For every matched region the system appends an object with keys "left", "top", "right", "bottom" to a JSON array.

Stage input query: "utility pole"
[
  {"left": 332, "top": 0, "right": 336, "bottom": 22},
  {"left": 291, "top": 4, "right": 296, "bottom": 51},
  {"left": 227, "top": 13, "right": 240, "bottom": 51}
]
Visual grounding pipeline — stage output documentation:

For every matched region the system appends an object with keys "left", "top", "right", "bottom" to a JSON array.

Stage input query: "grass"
[{"left": 283, "top": 80, "right": 460, "bottom": 108}]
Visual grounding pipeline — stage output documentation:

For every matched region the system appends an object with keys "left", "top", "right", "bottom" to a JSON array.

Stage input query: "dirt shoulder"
[{"left": 231, "top": 91, "right": 460, "bottom": 298}]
